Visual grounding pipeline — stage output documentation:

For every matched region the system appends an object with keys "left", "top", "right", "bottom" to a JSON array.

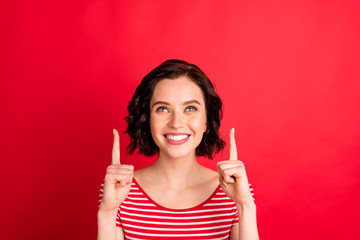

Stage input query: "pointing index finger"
[
  {"left": 112, "top": 129, "right": 121, "bottom": 165},
  {"left": 229, "top": 127, "right": 238, "bottom": 160}
]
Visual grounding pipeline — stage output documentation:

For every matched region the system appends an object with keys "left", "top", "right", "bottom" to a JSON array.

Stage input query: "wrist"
[
  {"left": 236, "top": 201, "right": 257, "bottom": 213},
  {"left": 97, "top": 205, "right": 118, "bottom": 221}
]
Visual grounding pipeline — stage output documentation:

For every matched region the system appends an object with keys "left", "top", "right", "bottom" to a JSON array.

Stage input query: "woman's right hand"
[{"left": 99, "top": 129, "right": 134, "bottom": 212}]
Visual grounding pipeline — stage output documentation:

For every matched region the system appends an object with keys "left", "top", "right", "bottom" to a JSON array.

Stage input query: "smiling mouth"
[
  {"left": 166, "top": 134, "right": 189, "bottom": 141},
  {"left": 164, "top": 134, "right": 190, "bottom": 144}
]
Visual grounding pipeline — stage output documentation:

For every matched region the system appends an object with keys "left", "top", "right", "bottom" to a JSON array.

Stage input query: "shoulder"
[
  {"left": 133, "top": 165, "right": 153, "bottom": 185},
  {"left": 194, "top": 165, "right": 219, "bottom": 192},
  {"left": 133, "top": 167, "right": 146, "bottom": 178},
  {"left": 199, "top": 165, "right": 218, "bottom": 181}
]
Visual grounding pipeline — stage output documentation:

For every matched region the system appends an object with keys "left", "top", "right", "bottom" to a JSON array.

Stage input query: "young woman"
[{"left": 98, "top": 60, "right": 259, "bottom": 240}]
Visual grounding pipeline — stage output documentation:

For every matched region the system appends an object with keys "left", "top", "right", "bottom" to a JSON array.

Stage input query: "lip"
[{"left": 163, "top": 132, "right": 191, "bottom": 145}]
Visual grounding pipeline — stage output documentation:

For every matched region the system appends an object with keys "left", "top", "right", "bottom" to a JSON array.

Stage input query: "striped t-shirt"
[{"left": 110, "top": 178, "right": 240, "bottom": 240}]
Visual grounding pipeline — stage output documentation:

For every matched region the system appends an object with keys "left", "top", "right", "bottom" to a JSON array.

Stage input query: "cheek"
[
  {"left": 149, "top": 113, "right": 157, "bottom": 135},
  {"left": 190, "top": 114, "right": 207, "bottom": 133},
  {"left": 201, "top": 113, "right": 208, "bottom": 132},
  {"left": 203, "top": 115, "right": 208, "bottom": 132},
  {"left": 149, "top": 117, "right": 160, "bottom": 146},
  {"left": 149, "top": 114, "right": 158, "bottom": 134},
  {"left": 149, "top": 113, "right": 166, "bottom": 137}
]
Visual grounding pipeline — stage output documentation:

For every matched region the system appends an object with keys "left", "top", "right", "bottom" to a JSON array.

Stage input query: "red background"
[{"left": 1, "top": 0, "right": 359, "bottom": 239}]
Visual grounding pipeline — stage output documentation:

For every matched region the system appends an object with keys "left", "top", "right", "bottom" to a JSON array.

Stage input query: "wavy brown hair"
[{"left": 124, "top": 59, "right": 225, "bottom": 159}]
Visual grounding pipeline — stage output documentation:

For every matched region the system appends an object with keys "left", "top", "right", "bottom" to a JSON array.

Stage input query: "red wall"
[{"left": 1, "top": 0, "right": 359, "bottom": 239}]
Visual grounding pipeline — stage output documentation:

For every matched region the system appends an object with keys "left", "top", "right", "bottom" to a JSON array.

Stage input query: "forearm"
[
  {"left": 97, "top": 208, "right": 118, "bottom": 240},
  {"left": 236, "top": 202, "right": 259, "bottom": 240}
]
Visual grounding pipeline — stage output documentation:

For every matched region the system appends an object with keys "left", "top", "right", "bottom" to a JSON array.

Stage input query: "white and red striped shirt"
[{"left": 100, "top": 178, "right": 245, "bottom": 240}]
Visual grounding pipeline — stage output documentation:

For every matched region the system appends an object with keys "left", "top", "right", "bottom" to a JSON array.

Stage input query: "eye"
[
  {"left": 185, "top": 106, "right": 197, "bottom": 112},
  {"left": 156, "top": 106, "right": 169, "bottom": 112}
]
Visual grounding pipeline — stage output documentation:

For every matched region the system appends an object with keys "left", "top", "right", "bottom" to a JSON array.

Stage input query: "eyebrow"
[{"left": 151, "top": 100, "right": 201, "bottom": 108}]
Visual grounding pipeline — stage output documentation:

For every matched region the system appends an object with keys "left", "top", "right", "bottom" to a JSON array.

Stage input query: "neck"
[{"left": 150, "top": 152, "right": 201, "bottom": 189}]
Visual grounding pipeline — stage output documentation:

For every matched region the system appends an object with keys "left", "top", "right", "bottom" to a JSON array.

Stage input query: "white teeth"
[{"left": 166, "top": 135, "right": 189, "bottom": 141}]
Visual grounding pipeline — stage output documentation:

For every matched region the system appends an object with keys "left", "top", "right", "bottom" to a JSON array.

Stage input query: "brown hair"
[{"left": 125, "top": 59, "right": 225, "bottom": 159}]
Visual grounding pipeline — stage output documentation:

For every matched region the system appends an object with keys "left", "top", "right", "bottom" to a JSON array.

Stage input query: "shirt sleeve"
[
  {"left": 116, "top": 208, "right": 122, "bottom": 227},
  {"left": 232, "top": 207, "right": 239, "bottom": 226}
]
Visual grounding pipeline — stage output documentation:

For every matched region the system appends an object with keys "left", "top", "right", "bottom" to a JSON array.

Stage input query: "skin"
[
  {"left": 135, "top": 77, "right": 219, "bottom": 209},
  {"left": 149, "top": 77, "right": 207, "bottom": 162},
  {"left": 97, "top": 77, "right": 259, "bottom": 240}
]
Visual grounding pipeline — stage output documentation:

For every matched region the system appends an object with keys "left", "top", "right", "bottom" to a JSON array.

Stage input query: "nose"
[{"left": 168, "top": 111, "right": 184, "bottom": 129}]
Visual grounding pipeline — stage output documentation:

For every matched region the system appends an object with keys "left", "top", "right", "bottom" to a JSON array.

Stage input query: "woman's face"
[{"left": 149, "top": 76, "right": 207, "bottom": 160}]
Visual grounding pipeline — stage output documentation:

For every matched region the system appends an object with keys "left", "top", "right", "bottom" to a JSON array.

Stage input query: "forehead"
[{"left": 151, "top": 76, "right": 205, "bottom": 103}]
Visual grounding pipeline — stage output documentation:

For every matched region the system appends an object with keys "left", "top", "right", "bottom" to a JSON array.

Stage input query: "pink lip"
[{"left": 164, "top": 132, "right": 191, "bottom": 145}]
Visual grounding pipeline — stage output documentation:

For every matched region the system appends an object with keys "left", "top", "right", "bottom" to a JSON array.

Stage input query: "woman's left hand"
[{"left": 217, "top": 128, "right": 254, "bottom": 205}]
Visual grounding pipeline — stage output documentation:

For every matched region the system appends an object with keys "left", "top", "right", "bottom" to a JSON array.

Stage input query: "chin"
[{"left": 161, "top": 149, "right": 195, "bottom": 160}]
